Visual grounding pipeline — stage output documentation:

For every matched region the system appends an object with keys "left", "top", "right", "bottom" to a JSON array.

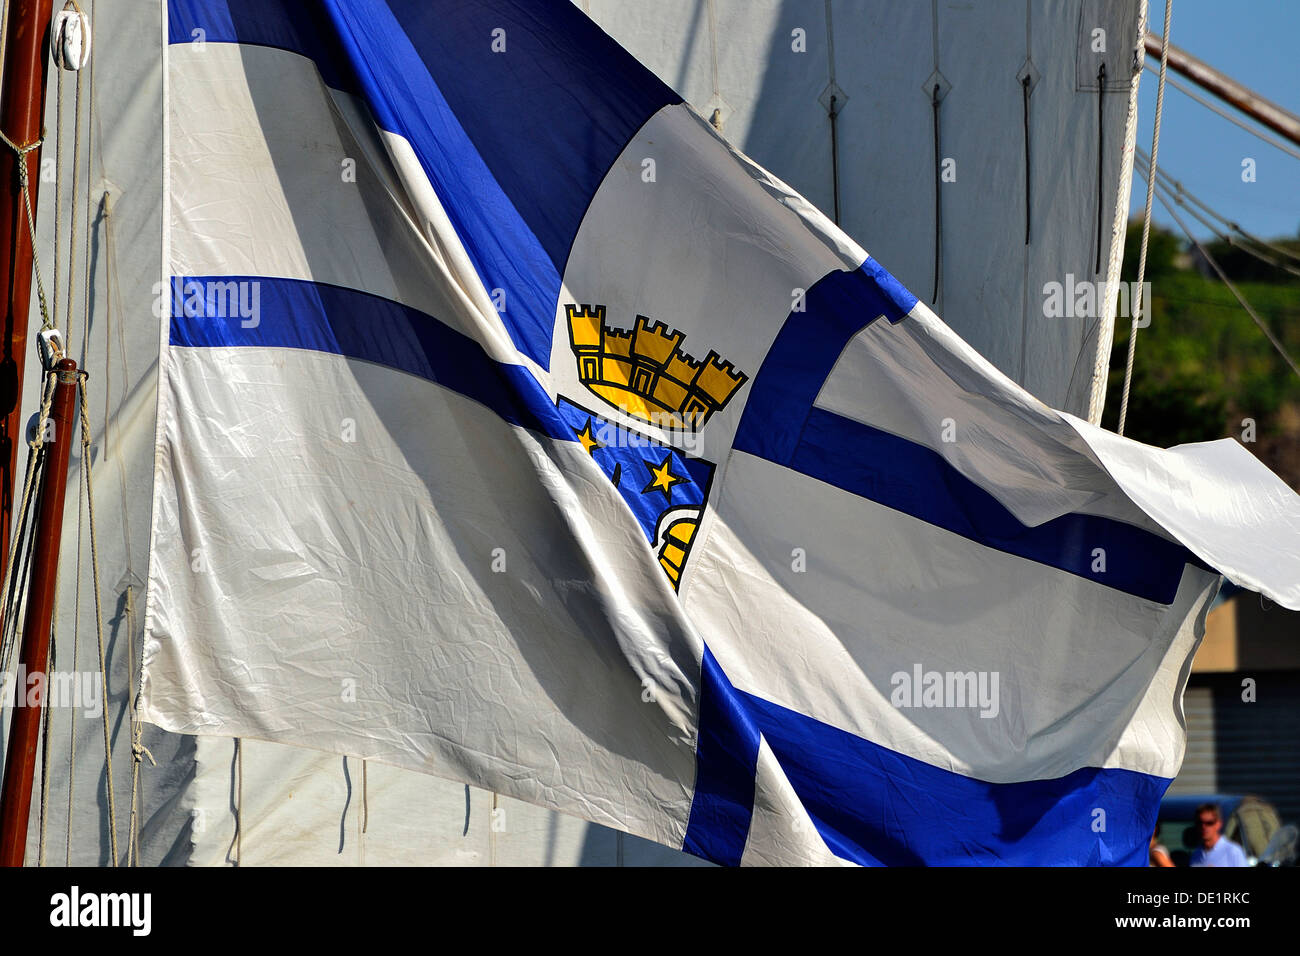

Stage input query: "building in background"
[{"left": 1169, "top": 588, "right": 1300, "bottom": 832}]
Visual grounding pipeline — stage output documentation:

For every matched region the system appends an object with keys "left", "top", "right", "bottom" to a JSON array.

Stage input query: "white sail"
[
  {"left": 9, "top": 0, "right": 1266, "bottom": 867},
  {"left": 580, "top": 0, "right": 1147, "bottom": 420},
  {"left": 7, "top": 0, "right": 701, "bottom": 865}
]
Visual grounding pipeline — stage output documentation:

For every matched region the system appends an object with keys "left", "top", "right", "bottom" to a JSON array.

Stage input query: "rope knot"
[
  {"left": 131, "top": 740, "right": 156, "bottom": 767},
  {"left": 0, "top": 129, "right": 44, "bottom": 189}
]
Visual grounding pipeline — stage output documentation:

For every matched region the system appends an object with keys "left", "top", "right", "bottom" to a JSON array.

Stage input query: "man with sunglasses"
[{"left": 1189, "top": 803, "right": 1250, "bottom": 867}]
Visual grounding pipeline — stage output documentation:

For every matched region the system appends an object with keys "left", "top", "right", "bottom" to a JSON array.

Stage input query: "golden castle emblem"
[{"left": 566, "top": 304, "right": 747, "bottom": 429}]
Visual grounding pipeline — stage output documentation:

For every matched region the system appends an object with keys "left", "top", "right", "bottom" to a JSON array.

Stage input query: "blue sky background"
[{"left": 1130, "top": 0, "right": 1300, "bottom": 241}]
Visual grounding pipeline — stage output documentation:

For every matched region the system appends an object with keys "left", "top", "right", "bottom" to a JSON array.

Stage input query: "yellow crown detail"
[{"left": 566, "top": 304, "right": 746, "bottom": 430}]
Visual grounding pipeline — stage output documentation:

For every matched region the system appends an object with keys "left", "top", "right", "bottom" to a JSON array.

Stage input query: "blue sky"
[{"left": 1130, "top": 0, "right": 1300, "bottom": 241}]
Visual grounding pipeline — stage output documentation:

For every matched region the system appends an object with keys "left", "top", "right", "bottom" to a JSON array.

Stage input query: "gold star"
[
  {"left": 642, "top": 453, "right": 687, "bottom": 501},
  {"left": 574, "top": 418, "right": 604, "bottom": 456}
]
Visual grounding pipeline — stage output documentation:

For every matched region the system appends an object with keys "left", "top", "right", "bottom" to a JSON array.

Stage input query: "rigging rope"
[
  {"left": 1, "top": 0, "right": 103, "bottom": 869},
  {"left": 1135, "top": 147, "right": 1285, "bottom": 246},
  {"left": 1135, "top": 157, "right": 1300, "bottom": 281},
  {"left": 37, "top": 626, "right": 54, "bottom": 864},
  {"left": 127, "top": 684, "right": 155, "bottom": 867},
  {"left": 52, "top": 56, "right": 63, "bottom": 333},
  {"left": 66, "top": 423, "right": 84, "bottom": 866},
  {"left": 78, "top": 371, "right": 118, "bottom": 864},
  {"left": 64, "top": 37, "right": 84, "bottom": 352},
  {"left": 0, "top": 129, "right": 52, "bottom": 332},
  {"left": 1117, "top": 0, "right": 1172, "bottom": 436},
  {"left": 1134, "top": 149, "right": 1300, "bottom": 277},
  {"left": 66, "top": 0, "right": 97, "bottom": 855},
  {"left": 0, "top": 373, "right": 56, "bottom": 676},
  {"left": 1157, "top": 193, "right": 1300, "bottom": 382},
  {"left": 1148, "top": 66, "right": 1300, "bottom": 164},
  {"left": 50, "top": 0, "right": 88, "bottom": 351},
  {"left": 95, "top": 182, "right": 151, "bottom": 866},
  {"left": 80, "top": 2, "right": 95, "bottom": 366}
]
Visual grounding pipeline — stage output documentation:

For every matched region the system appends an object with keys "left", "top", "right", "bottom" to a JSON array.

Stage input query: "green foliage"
[
  {"left": 1120, "top": 222, "right": 1181, "bottom": 282},
  {"left": 1104, "top": 221, "right": 1300, "bottom": 452},
  {"left": 1101, "top": 361, "right": 1228, "bottom": 447},
  {"left": 1201, "top": 236, "right": 1300, "bottom": 286}
]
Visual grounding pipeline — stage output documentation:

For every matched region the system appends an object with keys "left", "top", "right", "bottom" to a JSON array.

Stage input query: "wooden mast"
[
  {"left": 0, "top": 358, "right": 78, "bottom": 866},
  {"left": 1145, "top": 32, "right": 1300, "bottom": 148},
  {"left": 0, "top": 0, "right": 58, "bottom": 867},
  {"left": 0, "top": 0, "right": 56, "bottom": 586}
]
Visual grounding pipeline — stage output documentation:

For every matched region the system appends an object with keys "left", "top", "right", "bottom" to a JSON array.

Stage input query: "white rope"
[
  {"left": 80, "top": 10, "right": 95, "bottom": 363},
  {"left": 78, "top": 374, "right": 118, "bottom": 864},
  {"left": 99, "top": 183, "right": 147, "bottom": 865},
  {"left": 1117, "top": 0, "right": 1172, "bottom": 436},
  {"left": 68, "top": 11, "right": 98, "bottom": 854},
  {"left": 64, "top": 40, "right": 84, "bottom": 351},
  {"left": 52, "top": 60, "right": 64, "bottom": 334},
  {"left": 127, "top": 682, "right": 154, "bottom": 868},
  {"left": 66, "top": 433, "right": 84, "bottom": 866}
]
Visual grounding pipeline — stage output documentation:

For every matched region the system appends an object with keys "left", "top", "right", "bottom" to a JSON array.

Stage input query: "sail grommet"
[{"left": 51, "top": 3, "right": 91, "bottom": 72}]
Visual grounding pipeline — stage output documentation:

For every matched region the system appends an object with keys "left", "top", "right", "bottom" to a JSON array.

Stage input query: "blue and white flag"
[{"left": 140, "top": 0, "right": 1300, "bottom": 866}]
